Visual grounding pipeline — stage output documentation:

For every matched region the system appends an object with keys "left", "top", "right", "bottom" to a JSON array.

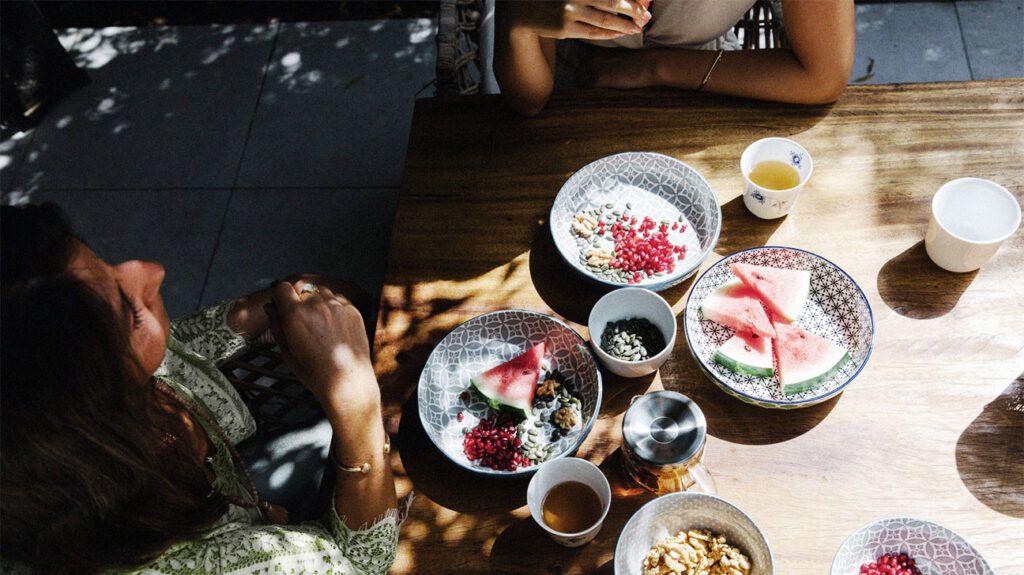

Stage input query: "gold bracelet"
[
  {"left": 699, "top": 49, "right": 724, "bottom": 91},
  {"left": 333, "top": 433, "right": 391, "bottom": 474}
]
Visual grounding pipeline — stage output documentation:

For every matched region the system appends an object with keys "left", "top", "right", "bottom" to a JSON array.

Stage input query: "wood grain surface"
[{"left": 372, "top": 81, "right": 1024, "bottom": 574}]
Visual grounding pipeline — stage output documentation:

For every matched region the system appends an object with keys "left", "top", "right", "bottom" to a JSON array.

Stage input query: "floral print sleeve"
[
  {"left": 119, "top": 496, "right": 413, "bottom": 575},
  {"left": 170, "top": 301, "right": 248, "bottom": 366}
]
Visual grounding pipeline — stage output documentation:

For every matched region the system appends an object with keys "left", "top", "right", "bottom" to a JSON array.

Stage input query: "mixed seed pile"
[
  {"left": 570, "top": 203, "right": 689, "bottom": 284},
  {"left": 601, "top": 317, "right": 667, "bottom": 362},
  {"left": 642, "top": 529, "right": 751, "bottom": 575},
  {"left": 459, "top": 374, "right": 583, "bottom": 471}
]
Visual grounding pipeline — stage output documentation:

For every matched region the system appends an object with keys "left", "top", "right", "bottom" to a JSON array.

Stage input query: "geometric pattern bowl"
[
  {"left": 684, "top": 246, "right": 875, "bottom": 409},
  {"left": 549, "top": 152, "right": 722, "bottom": 291},
  {"left": 614, "top": 492, "right": 775, "bottom": 575},
  {"left": 417, "top": 309, "right": 602, "bottom": 476},
  {"left": 831, "top": 518, "right": 994, "bottom": 575}
]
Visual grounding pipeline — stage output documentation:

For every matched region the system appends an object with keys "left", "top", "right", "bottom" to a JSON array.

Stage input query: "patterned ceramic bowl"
[
  {"left": 614, "top": 492, "right": 774, "bottom": 575},
  {"left": 417, "top": 309, "right": 602, "bottom": 476},
  {"left": 550, "top": 152, "right": 721, "bottom": 291},
  {"left": 831, "top": 518, "right": 994, "bottom": 575},
  {"left": 684, "top": 246, "right": 874, "bottom": 409}
]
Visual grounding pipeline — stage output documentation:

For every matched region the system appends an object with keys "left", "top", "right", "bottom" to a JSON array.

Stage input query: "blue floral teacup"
[{"left": 740, "top": 137, "right": 813, "bottom": 219}]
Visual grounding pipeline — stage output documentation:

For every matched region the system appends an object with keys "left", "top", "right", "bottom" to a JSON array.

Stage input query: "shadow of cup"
[
  {"left": 955, "top": 373, "right": 1024, "bottom": 518},
  {"left": 877, "top": 240, "right": 978, "bottom": 319},
  {"left": 713, "top": 194, "right": 786, "bottom": 255}
]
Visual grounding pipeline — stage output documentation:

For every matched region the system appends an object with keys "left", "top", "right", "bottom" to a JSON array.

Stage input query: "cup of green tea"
[
  {"left": 526, "top": 458, "right": 611, "bottom": 547},
  {"left": 740, "top": 137, "right": 813, "bottom": 219}
]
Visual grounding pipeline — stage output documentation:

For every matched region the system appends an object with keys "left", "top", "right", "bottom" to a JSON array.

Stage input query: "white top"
[{"left": 585, "top": 0, "right": 757, "bottom": 50}]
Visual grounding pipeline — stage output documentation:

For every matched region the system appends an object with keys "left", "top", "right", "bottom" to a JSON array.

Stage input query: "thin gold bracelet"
[
  {"left": 333, "top": 433, "right": 391, "bottom": 474},
  {"left": 699, "top": 49, "right": 725, "bottom": 91}
]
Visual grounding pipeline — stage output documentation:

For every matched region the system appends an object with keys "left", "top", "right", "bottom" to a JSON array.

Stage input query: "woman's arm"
[
  {"left": 588, "top": 0, "right": 855, "bottom": 104},
  {"left": 495, "top": 0, "right": 650, "bottom": 116},
  {"left": 266, "top": 282, "right": 396, "bottom": 529}
]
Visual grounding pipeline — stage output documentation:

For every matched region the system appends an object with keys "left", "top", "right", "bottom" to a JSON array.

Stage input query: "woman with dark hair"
[{"left": 1, "top": 203, "right": 408, "bottom": 574}]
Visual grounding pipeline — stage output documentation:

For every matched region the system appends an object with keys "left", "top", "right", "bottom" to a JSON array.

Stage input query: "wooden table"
[{"left": 373, "top": 81, "right": 1024, "bottom": 574}]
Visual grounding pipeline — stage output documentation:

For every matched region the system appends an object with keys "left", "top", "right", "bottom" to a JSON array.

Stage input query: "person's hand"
[
  {"left": 508, "top": 0, "right": 652, "bottom": 41},
  {"left": 265, "top": 282, "right": 380, "bottom": 416}
]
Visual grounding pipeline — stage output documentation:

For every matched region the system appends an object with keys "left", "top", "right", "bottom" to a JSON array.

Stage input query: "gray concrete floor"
[{"left": 2, "top": 3, "right": 1021, "bottom": 317}]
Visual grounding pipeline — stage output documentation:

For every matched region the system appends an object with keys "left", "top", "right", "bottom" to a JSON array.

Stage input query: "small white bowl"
[{"left": 588, "top": 288, "right": 677, "bottom": 378}]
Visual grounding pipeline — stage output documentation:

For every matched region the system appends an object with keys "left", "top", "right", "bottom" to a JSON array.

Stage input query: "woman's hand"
[
  {"left": 508, "top": 0, "right": 651, "bottom": 41},
  {"left": 265, "top": 282, "right": 380, "bottom": 416}
]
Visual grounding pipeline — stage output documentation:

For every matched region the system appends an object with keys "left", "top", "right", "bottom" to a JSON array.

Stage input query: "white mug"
[
  {"left": 526, "top": 457, "right": 611, "bottom": 547},
  {"left": 740, "top": 137, "right": 813, "bottom": 219},
  {"left": 925, "top": 178, "right": 1021, "bottom": 273}
]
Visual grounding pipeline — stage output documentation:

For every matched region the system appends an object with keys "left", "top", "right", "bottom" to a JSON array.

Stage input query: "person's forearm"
[
  {"left": 327, "top": 401, "right": 398, "bottom": 529},
  {"left": 649, "top": 47, "right": 848, "bottom": 105},
  {"left": 494, "top": 6, "right": 555, "bottom": 116}
]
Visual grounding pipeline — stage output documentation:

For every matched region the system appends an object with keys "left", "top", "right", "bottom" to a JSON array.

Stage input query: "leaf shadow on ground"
[
  {"left": 876, "top": 240, "right": 978, "bottom": 319},
  {"left": 955, "top": 372, "right": 1024, "bottom": 518}
]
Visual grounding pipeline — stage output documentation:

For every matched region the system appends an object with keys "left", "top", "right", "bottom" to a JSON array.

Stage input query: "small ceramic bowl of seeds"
[{"left": 588, "top": 288, "right": 677, "bottom": 378}]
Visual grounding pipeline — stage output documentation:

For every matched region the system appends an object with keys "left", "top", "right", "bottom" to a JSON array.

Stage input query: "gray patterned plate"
[
  {"left": 831, "top": 518, "right": 994, "bottom": 575},
  {"left": 417, "top": 309, "right": 602, "bottom": 476},
  {"left": 684, "top": 246, "right": 874, "bottom": 409},
  {"left": 550, "top": 152, "right": 721, "bottom": 291},
  {"left": 615, "top": 492, "right": 775, "bottom": 575}
]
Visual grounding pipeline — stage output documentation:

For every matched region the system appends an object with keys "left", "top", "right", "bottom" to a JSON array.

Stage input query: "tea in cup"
[
  {"left": 925, "top": 177, "right": 1021, "bottom": 272},
  {"left": 740, "top": 137, "right": 813, "bottom": 219},
  {"left": 526, "top": 457, "right": 611, "bottom": 547}
]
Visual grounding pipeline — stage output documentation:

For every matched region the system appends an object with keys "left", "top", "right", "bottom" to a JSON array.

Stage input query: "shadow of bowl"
[
  {"left": 955, "top": 373, "right": 1024, "bottom": 518},
  {"left": 397, "top": 392, "right": 530, "bottom": 514},
  {"left": 877, "top": 240, "right": 978, "bottom": 319},
  {"left": 660, "top": 329, "right": 841, "bottom": 444}
]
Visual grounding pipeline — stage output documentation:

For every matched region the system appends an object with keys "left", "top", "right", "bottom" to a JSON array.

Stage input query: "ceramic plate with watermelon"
[
  {"left": 684, "top": 246, "right": 874, "bottom": 409},
  {"left": 417, "top": 310, "right": 603, "bottom": 475}
]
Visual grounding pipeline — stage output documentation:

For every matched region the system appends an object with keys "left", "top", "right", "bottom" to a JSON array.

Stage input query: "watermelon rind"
[
  {"left": 470, "top": 373, "right": 533, "bottom": 418},
  {"left": 780, "top": 346, "right": 849, "bottom": 396},
  {"left": 712, "top": 333, "right": 774, "bottom": 378}
]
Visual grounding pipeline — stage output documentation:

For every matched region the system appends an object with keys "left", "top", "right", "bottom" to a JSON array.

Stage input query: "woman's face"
[{"left": 67, "top": 242, "right": 170, "bottom": 376}]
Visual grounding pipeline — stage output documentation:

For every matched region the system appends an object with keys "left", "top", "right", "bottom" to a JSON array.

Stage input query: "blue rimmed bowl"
[
  {"left": 417, "top": 309, "right": 602, "bottom": 476},
  {"left": 683, "top": 246, "right": 874, "bottom": 409},
  {"left": 550, "top": 152, "right": 721, "bottom": 291}
]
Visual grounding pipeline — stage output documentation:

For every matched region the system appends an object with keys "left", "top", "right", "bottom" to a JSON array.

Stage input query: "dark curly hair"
[{"left": 1, "top": 203, "right": 227, "bottom": 574}]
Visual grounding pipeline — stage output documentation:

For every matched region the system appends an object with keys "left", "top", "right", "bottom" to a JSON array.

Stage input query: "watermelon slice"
[
  {"left": 730, "top": 263, "right": 811, "bottom": 323},
  {"left": 470, "top": 343, "right": 545, "bottom": 418},
  {"left": 773, "top": 322, "right": 849, "bottom": 396},
  {"left": 712, "top": 332, "right": 774, "bottom": 378},
  {"left": 700, "top": 278, "right": 775, "bottom": 338}
]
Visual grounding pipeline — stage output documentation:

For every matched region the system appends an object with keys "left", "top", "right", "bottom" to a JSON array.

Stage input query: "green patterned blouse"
[{"left": 3, "top": 302, "right": 408, "bottom": 575}]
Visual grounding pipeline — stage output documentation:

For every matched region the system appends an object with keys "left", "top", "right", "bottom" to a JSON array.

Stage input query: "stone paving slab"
[
  {"left": 235, "top": 20, "right": 436, "bottom": 189},
  {"left": 7, "top": 24, "right": 277, "bottom": 196},
  {"left": 850, "top": 2, "right": 972, "bottom": 84},
  {"left": 19, "top": 188, "right": 232, "bottom": 317}
]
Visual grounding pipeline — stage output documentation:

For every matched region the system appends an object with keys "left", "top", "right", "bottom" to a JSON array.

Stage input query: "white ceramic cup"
[
  {"left": 740, "top": 137, "right": 813, "bottom": 219},
  {"left": 925, "top": 178, "right": 1021, "bottom": 273},
  {"left": 527, "top": 457, "right": 612, "bottom": 547},
  {"left": 587, "top": 287, "right": 677, "bottom": 378}
]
